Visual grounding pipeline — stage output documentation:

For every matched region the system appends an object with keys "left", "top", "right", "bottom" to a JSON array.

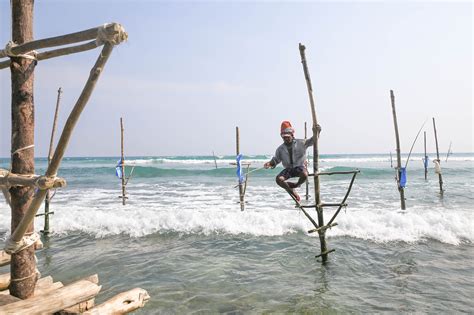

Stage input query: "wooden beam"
[
  {"left": 0, "top": 169, "right": 66, "bottom": 190},
  {"left": 0, "top": 23, "right": 125, "bottom": 60},
  {"left": 83, "top": 288, "right": 150, "bottom": 314},
  {"left": 9, "top": 43, "right": 117, "bottom": 245},
  {"left": 0, "top": 251, "right": 10, "bottom": 267},
  {"left": 390, "top": 90, "right": 406, "bottom": 210},
  {"left": 0, "top": 279, "right": 101, "bottom": 314}
]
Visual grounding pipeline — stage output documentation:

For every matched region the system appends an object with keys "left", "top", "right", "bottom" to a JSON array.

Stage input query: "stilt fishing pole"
[
  {"left": 445, "top": 141, "right": 452, "bottom": 162},
  {"left": 404, "top": 119, "right": 427, "bottom": 169}
]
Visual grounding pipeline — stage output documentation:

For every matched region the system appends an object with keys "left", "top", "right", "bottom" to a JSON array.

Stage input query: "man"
[{"left": 264, "top": 121, "right": 321, "bottom": 202}]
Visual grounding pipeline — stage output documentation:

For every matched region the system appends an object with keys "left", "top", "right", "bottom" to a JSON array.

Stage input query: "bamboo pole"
[
  {"left": 43, "top": 87, "right": 62, "bottom": 234},
  {"left": 299, "top": 43, "right": 328, "bottom": 262},
  {"left": 120, "top": 118, "right": 126, "bottom": 205},
  {"left": 390, "top": 90, "right": 406, "bottom": 210},
  {"left": 424, "top": 131, "right": 428, "bottom": 180},
  {"left": 390, "top": 151, "right": 393, "bottom": 168},
  {"left": 212, "top": 151, "right": 218, "bottom": 169},
  {"left": 236, "top": 126, "right": 244, "bottom": 211},
  {"left": 9, "top": 0, "right": 37, "bottom": 299},
  {"left": 8, "top": 43, "right": 117, "bottom": 246},
  {"left": 304, "top": 121, "right": 309, "bottom": 200},
  {"left": 446, "top": 141, "right": 452, "bottom": 162},
  {"left": 0, "top": 23, "right": 123, "bottom": 59},
  {"left": 0, "top": 40, "right": 101, "bottom": 70},
  {"left": 432, "top": 117, "right": 444, "bottom": 194}
]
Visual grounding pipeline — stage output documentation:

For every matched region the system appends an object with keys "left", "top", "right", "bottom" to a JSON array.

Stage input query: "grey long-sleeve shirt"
[{"left": 270, "top": 137, "right": 313, "bottom": 169}]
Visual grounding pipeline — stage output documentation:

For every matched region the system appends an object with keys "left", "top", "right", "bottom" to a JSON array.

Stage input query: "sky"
[{"left": 0, "top": 1, "right": 472, "bottom": 157}]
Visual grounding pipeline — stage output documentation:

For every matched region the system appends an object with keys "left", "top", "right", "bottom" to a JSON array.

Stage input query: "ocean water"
[{"left": 0, "top": 153, "right": 473, "bottom": 313}]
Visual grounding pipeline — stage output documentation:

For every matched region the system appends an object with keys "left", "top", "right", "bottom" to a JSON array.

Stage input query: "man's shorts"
[{"left": 277, "top": 166, "right": 306, "bottom": 180}]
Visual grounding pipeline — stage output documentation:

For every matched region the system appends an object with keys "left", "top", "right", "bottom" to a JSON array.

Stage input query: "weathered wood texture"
[
  {"left": 84, "top": 288, "right": 150, "bottom": 314},
  {"left": 390, "top": 90, "right": 406, "bottom": 210},
  {"left": 0, "top": 169, "right": 66, "bottom": 189},
  {"left": 0, "top": 279, "right": 101, "bottom": 314},
  {"left": 299, "top": 43, "right": 328, "bottom": 262},
  {"left": 432, "top": 117, "right": 444, "bottom": 194},
  {"left": 10, "top": 43, "right": 116, "bottom": 245},
  {"left": 10, "top": 0, "right": 37, "bottom": 299}
]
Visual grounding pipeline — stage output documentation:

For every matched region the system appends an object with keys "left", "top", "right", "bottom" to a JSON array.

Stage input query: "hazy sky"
[{"left": 0, "top": 1, "right": 472, "bottom": 157}]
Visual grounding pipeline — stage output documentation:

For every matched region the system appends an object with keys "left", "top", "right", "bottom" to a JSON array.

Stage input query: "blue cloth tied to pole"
[
  {"left": 423, "top": 156, "right": 429, "bottom": 168},
  {"left": 115, "top": 159, "right": 123, "bottom": 179},
  {"left": 236, "top": 154, "right": 244, "bottom": 184},
  {"left": 399, "top": 167, "right": 407, "bottom": 188}
]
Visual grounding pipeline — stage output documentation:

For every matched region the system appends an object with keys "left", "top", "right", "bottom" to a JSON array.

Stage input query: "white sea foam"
[{"left": 1, "top": 183, "right": 471, "bottom": 245}]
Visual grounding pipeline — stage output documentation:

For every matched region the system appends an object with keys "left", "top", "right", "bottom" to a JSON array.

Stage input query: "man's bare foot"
[{"left": 291, "top": 189, "right": 301, "bottom": 202}]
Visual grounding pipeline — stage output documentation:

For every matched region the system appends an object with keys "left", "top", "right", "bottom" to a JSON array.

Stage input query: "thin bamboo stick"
[
  {"left": 212, "top": 151, "right": 218, "bottom": 169},
  {"left": 432, "top": 117, "right": 444, "bottom": 194},
  {"left": 304, "top": 121, "right": 309, "bottom": 200},
  {"left": 8, "top": 43, "right": 116, "bottom": 245},
  {"left": 236, "top": 126, "right": 244, "bottom": 211},
  {"left": 299, "top": 43, "right": 328, "bottom": 262},
  {"left": 390, "top": 90, "right": 406, "bottom": 210},
  {"left": 120, "top": 118, "right": 126, "bottom": 205},
  {"left": 424, "top": 131, "right": 428, "bottom": 180},
  {"left": 43, "top": 87, "right": 62, "bottom": 234}
]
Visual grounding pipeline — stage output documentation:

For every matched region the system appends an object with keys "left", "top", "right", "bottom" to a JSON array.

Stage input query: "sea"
[{"left": 0, "top": 153, "right": 473, "bottom": 314}]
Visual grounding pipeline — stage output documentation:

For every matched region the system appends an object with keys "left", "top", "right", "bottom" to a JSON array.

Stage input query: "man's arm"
[
  {"left": 305, "top": 124, "right": 322, "bottom": 148},
  {"left": 264, "top": 149, "right": 281, "bottom": 169}
]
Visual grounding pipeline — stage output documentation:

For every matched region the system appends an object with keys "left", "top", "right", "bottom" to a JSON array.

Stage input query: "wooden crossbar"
[{"left": 308, "top": 222, "right": 338, "bottom": 234}]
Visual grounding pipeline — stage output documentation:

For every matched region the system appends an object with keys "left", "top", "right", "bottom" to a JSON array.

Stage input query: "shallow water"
[{"left": 0, "top": 153, "right": 473, "bottom": 313}]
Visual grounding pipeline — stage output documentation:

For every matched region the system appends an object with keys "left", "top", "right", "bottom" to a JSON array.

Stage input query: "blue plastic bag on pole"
[
  {"left": 399, "top": 167, "right": 407, "bottom": 188},
  {"left": 236, "top": 154, "right": 244, "bottom": 184},
  {"left": 423, "top": 156, "right": 429, "bottom": 168},
  {"left": 115, "top": 159, "right": 123, "bottom": 179}
]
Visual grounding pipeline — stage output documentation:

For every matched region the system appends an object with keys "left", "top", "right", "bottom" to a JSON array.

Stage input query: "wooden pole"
[
  {"left": 43, "top": 87, "right": 62, "bottom": 234},
  {"left": 9, "top": 0, "right": 37, "bottom": 299},
  {"left": 304, "top": 122, "right": 309, "bottom": 201},
  {"left": 424, "top": 131, "right": 428, "bottom": 180},
  {"left": 299, "top": 43, "right": 328, "bottom": 262},
  {"left": 212, "top": 151, "right": 218, "bottom": 169},
  {"left": 432, "top": 117, "right": 444, "bottom": 194},
  {"left": 236, "top": 126, "right": 244, "bottom": 211},
  {"left": 390, "top": 151, "right": 393, "bottom": 168},
  {"left": 9, "top": 43, "right": 117, "bottom": 245},
  {"left": 445, "top": 141, "right": 452, "bottom": 162},
  {"left": 390, "top": 90, "right": 406, "bottom": 210},
  {"left": 120, "top": 118, "right": 126, "bottom": 205}
]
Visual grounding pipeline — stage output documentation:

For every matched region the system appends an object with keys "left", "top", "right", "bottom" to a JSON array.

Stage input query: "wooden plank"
[
  {"left": 0, "top": 273, "right": 10, "bottom": 291},
  {"left": 0, "top": 251, "right": 10, "bottom": 267},
  {"left": 0, "top": 279, "right": 101, "bottom": 314},
  {"left": 84, "top": 288, "right": 150, "bottom": 315}
]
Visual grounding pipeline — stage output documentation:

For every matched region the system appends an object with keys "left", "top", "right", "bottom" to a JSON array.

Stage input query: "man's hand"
[
  {"left": 264, "top": 162, "right": 272, "bottom": 169},
  {"left": 313, "top": 124, "right": 322, "bottom": 136}
]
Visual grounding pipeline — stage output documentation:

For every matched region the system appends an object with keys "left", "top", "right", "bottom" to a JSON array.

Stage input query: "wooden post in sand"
[
  {"left": 432, "top": 118, "right": 444, "bottom": 194},
  {"left": 299, "top": 43, "right": 328, "bottom": 261},
  {"left": 390, "top": 90, "right": 406, "bottom": 210},
  {"left": 120, "top": 118, "right": 127, "bottom": 205},
  {"left": 423, "top": 131, "right": 428, "bottom": 181},
  {"left": 43, "top": 87, "right": 62, "bottom": 234},
  {"left": 9, "top": 0, "right": 37, "bottom": 299},
  {"left": 236, "top": 127, "right": 245, "bottom": 211},
  {"left": 304, "top": 122, "right": 309, "bottom": 200}
]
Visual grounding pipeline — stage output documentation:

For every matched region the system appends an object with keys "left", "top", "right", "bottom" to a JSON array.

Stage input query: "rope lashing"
[
  {"left": 4, "top": 232, "right": 41, "bottom": 255},
  {"left": 10, "top": 255, "right": 41, "bottom": 283},
  {"left": 11, "top": 144, "right": 34, "bottom": 156},
  {"left": 96, "top": 23, "right": 128, "bottom": 45},
  {"left": 4, "top": 40, "right": 37, "bottom": 60}
]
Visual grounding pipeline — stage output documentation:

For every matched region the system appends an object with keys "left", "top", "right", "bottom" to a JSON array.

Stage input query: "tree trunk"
[{"left": 10, "top": 0, "right": 37, "bottom": 299}]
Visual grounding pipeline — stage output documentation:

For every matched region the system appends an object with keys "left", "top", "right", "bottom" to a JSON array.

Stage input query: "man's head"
[{"left": 280, "top": 120, "right": 294, "bottom": 143}]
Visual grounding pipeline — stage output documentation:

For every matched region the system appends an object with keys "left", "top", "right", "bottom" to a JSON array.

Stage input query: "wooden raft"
[{"left": 0, "top": 271, "right": 150, "bottom": 314}]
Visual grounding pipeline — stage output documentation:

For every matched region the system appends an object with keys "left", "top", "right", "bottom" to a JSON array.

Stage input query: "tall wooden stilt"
[
  {"left": 9, "top": 0, "right": 37, "bottom": 299},
  {"left": 43, "top": 87, "right": 62, "bottom": 234},
  {"left": 304, "top": 122, "right": 309, "bottom": 201},
  {"left": 390, "top": 90, "right": 406, "bottom": 210},
  {"left": 212, "top": 151, "right": 218, "bottom": 169},
  {"left": 299, "top": 43, "right": 328, "bottom": 262},
  {"left": 236, "top": 127, "right": 244, "bottom": 211},
  {"left": 120, "top": 118, "right": 126, "bottom": 205},
  {"left": 423, "top": 131, "right": 428, "bottom": 181},
  {"left": 390, "top": 152, "right": 393, "bottom": 168},
  {"left": 432, "top": 118, "right": 444, "bottom": 194}
]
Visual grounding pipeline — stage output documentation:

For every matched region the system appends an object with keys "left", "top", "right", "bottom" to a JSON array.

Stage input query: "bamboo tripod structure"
[
  {"left": 0, "top": 7, "right": 148, "bottom": 309},
  {"left": 390, "top": 90, "right": 406, "bottom": 210},
  {"left": 36, "top": 87, "right": 62, "bottom": 234},
  {"left": 299, "top": 43, "right": 359, "bottom": 262},
  {"left": 432, "top": 117, "right": 444, "bottom": 194}
]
